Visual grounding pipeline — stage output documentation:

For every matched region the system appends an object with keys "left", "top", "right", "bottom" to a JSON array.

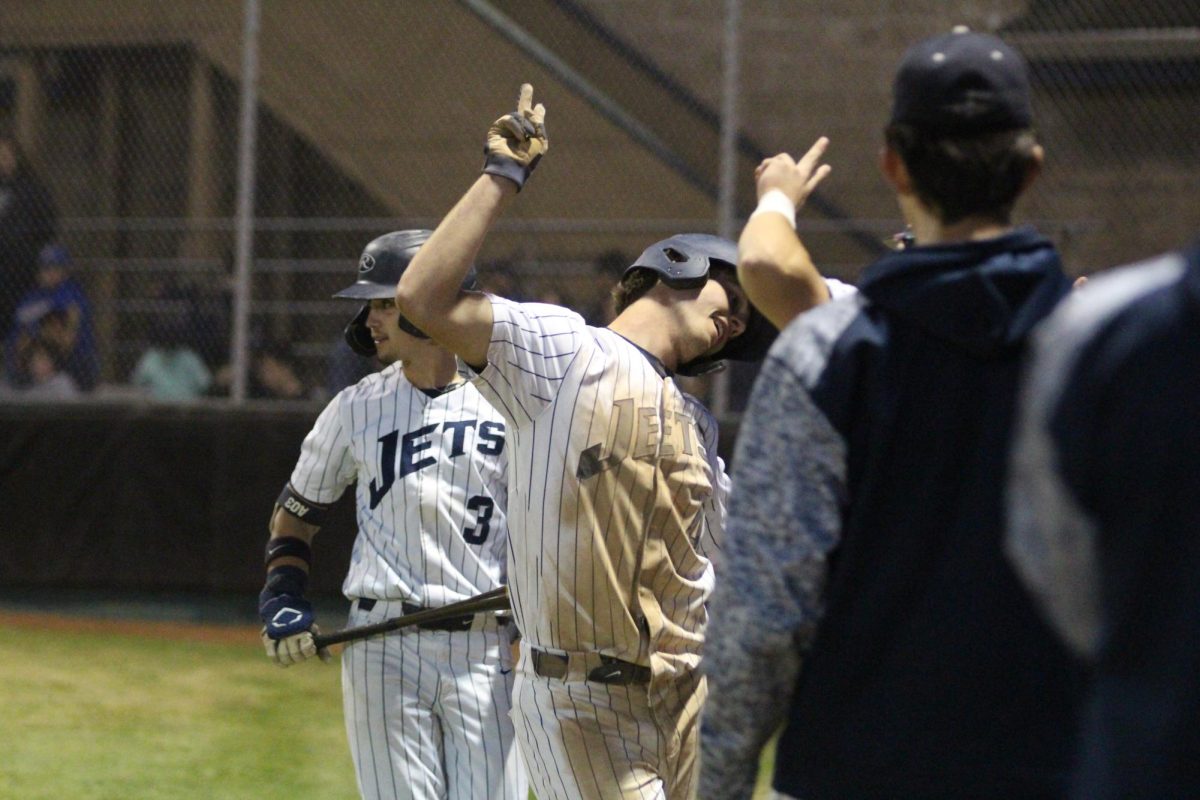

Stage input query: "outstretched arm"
[
  {"left": 738, "top": 137, "right": 833, "bottom": 330},
  {"left": 397, "top": 83, "right": 548, "bottom": 368}
]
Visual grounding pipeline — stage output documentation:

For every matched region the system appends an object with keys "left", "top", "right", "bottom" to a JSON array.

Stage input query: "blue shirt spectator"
[{"left": 5, "top": 244, "right": 99, "bottom": 390}]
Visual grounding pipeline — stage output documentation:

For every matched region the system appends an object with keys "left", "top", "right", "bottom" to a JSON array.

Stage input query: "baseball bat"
[{"left": 312, "top": 586, "right": 510, "bottom": 649}]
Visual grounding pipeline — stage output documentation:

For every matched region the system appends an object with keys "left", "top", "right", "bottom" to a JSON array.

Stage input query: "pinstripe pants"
[
  {"left": 341, "top": 605, "right": 526, "bottom": 800},
  {"left": 510, "top": 646, "right": 701, "bottom": 800}
]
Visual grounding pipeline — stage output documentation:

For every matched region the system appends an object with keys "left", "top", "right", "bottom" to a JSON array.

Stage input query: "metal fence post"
[
  {"left": 230, "top": 0, "right": 262, "bottom": 403},
  {"left": 714, "top": 0, "right": 742, "bottom": 418}
]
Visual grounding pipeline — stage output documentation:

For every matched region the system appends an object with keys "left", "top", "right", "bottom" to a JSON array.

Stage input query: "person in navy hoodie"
[
  {"left": 1007, "top": 239, "right": 1200, "bottom": 800},
  {"left": 700, "top": 28, "right": 1086, "bottom": 800}
]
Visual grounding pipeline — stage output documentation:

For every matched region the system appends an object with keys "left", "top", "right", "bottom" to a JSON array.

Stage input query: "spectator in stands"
[
  {"left": 325, "top": 336, "right": 373, "bottom": 397},
  {"left": 0, "top": 133, "right": 58, "bottom": 332},
  {"left": 153, "top": 277, "right": 228, "bottom": 369},
  {"left": 131, "top": 314, "right": 212, "bottom": 401},
  {"left": 533, "top": 285, "right": 565, "bottom": 306},
  {"left": 3, "top": 334, "right": 80, "bottom": 400},
  {"left": 248, "top": 339, "right": 308, "bottom": 400},
  {"left": 212, "top": 335, "right": 311, "bottom": 400},
  {"left": 5, "top": 244, "right": 99, "bottom": 391},
  {"left": 583, "top": 249, "right": 626, "bottom": 326},
  {"left": 480, "top": 258, "right": 529, "bottom": 301}
]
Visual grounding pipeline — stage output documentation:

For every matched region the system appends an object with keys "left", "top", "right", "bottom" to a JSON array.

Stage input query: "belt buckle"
[
  {"left": 587, "top": 656, "right": 646, "bottom": 685},
  {"left": 587, "top": 656, "right": 650, "bottom": 686},
  {"left": 587, "top": 660, "right": 628, "bottom": 685}
]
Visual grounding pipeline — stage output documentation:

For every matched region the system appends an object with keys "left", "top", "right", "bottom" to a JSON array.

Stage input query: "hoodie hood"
[{"left": 859, "top": 227, "right": 1071, "bottom": 359}]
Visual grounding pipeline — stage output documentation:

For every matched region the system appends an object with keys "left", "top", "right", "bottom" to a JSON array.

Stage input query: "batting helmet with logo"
[
  {"left": 334, "top": 230, "right": 479, "bottom": 355},
  {"left": 626, "top": 233, "right": 778, "bottom": 375}
]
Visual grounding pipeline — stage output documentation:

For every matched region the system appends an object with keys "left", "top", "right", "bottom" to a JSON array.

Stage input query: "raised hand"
[
  {"left": 754, "top": 137, "right": 832, "bottom": 210},
  {"left": 483, "top": 83, "right": 549, "bottom": 191}
]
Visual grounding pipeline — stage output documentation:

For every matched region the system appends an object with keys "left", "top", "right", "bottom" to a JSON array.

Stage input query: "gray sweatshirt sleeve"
[
  {"left": 1006, "top": 254, "right": 1185, "bottom": 657},
  {"left": 699, "top": 341, "right": 849, "bottom": 799}
]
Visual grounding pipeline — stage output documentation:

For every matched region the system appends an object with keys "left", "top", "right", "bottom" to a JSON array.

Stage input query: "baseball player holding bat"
[
  {"left": 257, "top": 230, "right": 527, "bottom": 800},
  {"left": 392, "top": 84, "right": 822, "bottom": 800}
]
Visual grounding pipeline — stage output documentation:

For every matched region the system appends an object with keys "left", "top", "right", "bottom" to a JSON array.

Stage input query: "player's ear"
[
  {"left": 1019, "top": 144, "right": 1045, "bottom": 194},
  {"left": 727, "top": 312, "right": 747, "bottom": 338},
  {"left": 879, "top": 146, "right": 912, "bottom": 196}
]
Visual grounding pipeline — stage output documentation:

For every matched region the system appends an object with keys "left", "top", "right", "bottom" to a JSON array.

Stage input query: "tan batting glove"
[
  {"left": 482, "top": 83, "right": 548, "bottom": 191},
  {"left": 261, "top": 625, "right": 332, "bottom": 668}
]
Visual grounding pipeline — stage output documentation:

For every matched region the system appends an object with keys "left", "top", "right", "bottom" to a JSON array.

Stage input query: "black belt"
[
  {"left": 531, "top": 648, "right": 651, "bottom": 686},
  {"left": 354, "top": 599, "right": 475, "bottom": 632}
]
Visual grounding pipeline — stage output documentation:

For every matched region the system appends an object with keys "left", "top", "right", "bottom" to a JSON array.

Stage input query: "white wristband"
[{"left": 749, "top": 189, "right": 797, "bottom": 229}]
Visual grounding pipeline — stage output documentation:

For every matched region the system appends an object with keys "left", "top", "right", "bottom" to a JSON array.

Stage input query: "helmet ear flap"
[
  {"left": 396, "top": 313, "right": 430, "bottom": 340},
  {"left": 344, "top": 305, "right": 377, "bottom": 356}
]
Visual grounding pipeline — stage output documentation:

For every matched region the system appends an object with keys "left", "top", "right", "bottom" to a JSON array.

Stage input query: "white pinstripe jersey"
[
  {"left": 288, "top": 361, "right": 509, "bottom": 606},
  {"left": 472, "top": 297, "right": 728, "bottom": 683}
]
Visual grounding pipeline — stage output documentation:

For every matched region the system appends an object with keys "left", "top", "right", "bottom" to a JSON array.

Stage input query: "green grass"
[
  {"left": 0, "top": 621, "right": 778, "bottom": 799},
  {"left": 753, "top": 737, "right": 777, "bottom": 798},
  {"left": 0, "top": 623, "right": 357, "bottom": 800}
]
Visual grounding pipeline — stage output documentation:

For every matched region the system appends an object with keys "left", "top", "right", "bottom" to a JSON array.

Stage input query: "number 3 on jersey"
[{"left": 463, "top": 496, "right": 493, "bottom": 544}]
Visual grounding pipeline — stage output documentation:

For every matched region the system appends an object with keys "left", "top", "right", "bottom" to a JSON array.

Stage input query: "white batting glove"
[{"left": 261, "top": 624, "right": 332, "bottom": 668}]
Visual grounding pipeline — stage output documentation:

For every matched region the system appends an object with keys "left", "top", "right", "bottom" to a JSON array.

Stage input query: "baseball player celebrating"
[
  {"left": 257, "top": 230, "right": 527, "bottom": 800},
  {"left": 391, "top": 84, "right": 810, "bottom": 800}
]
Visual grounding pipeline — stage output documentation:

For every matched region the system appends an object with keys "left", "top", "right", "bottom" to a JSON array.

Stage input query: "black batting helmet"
[
  {"left": 334, "top": 230, "right": 478, "bottom": 355},
  {"left": 626, "top": 233, "right": 778, "bottom": 375}
]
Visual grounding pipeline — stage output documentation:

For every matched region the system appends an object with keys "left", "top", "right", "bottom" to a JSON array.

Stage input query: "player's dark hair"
[
  {"left": 885, "top": 124, "right": 1039, "bottom": 226},
  {"left": 611, "top": 267, "right": 659, "bottom": 315}
]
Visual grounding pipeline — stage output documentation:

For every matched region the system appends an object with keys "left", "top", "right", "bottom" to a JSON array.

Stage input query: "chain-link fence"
[{"left": 1, "top": 0, "right": 1196, "bottom": 411}]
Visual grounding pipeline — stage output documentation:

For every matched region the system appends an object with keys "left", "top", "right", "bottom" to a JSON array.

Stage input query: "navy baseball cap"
[
  {"left": 38, "top": 243, "right": 71, "bottom": 266},
  {"left": 890, "top": 27, "right": 1032, "bottom": 136}
]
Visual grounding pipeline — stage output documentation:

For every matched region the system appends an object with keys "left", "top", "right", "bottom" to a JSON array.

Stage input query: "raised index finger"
[
  {"left": 796, "top": 137, "right": 830, "bottom": 173},
  {"left": 516, "top": 83, "right": 533, "bottom": 115}
]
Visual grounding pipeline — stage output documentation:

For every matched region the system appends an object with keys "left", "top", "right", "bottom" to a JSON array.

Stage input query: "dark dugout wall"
[{"left": 0, "top": 404, "right": 356, "bottom": 597}]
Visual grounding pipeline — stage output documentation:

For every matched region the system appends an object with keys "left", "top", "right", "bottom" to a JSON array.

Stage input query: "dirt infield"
[{"left": 0, "top": 609, "right": 260, "bottom": 646}]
